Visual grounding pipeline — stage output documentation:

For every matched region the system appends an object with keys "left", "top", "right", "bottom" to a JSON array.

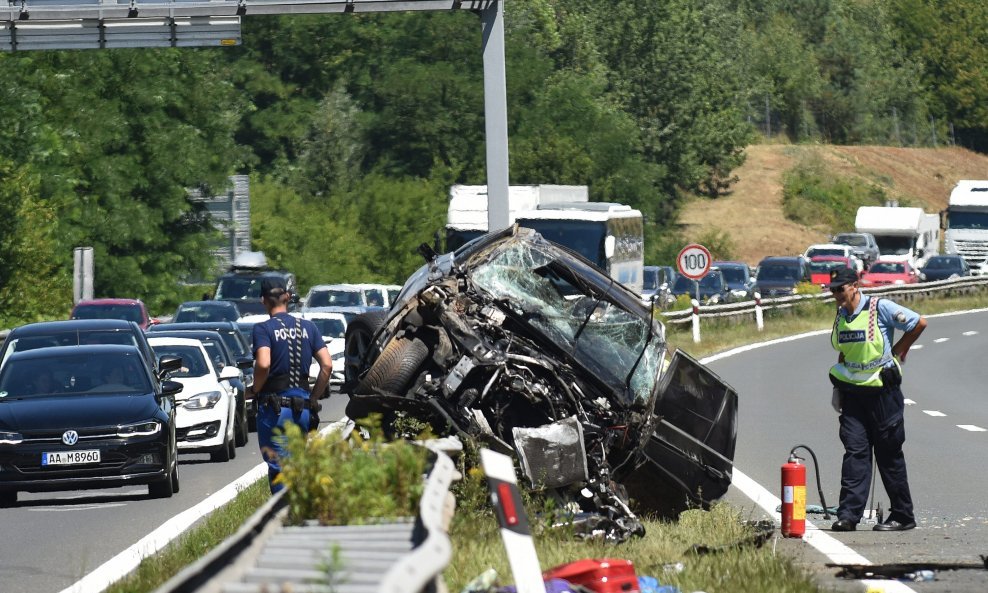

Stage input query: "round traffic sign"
[{"left": 677, "top": 244, "right": 712, "bottom": 280}]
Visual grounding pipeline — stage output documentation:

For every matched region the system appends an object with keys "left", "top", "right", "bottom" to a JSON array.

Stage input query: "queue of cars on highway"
[
  {"left": 0, "top": 282, "right": 397, "bottom": 507},
  {"left": 645, "top": 231, "right": 979, "bottom": 307}
]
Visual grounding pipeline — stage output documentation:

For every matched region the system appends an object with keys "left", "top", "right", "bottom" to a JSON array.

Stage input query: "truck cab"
[{"left": 944, "top": 180, "right": 988, "bottom": 267}]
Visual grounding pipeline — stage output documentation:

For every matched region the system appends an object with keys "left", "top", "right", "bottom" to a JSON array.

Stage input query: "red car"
[
  {"left": 860, "top": 258, "right": 919, "bottom": 287},
  {"left": 809, "top": 256, "right": 854, "bottom": 290},
  {"left": 70, "top": 298, "right": 159, "bottom": 330}
]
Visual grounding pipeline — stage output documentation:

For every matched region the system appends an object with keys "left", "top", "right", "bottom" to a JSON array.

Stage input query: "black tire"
[
  {"left": 235, "top": 405, "right": 249, "bottom": 447},
  {"left": 343, "top": 309, "right": 390, "bottom": 388},
  {"left": 148, "top": 467, "right": 176, "bottom": 499},
  {"left": 0, "top": 490, "right": 17, "bottom": 507},
  {"left": 355, "top": 336, "right": 429, "bottom": 395},
  {"left": 210, "top": 433, "right": 232, "bottom": 462}
]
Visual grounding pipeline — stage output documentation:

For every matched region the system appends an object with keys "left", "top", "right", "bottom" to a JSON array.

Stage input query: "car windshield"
[
  {"left": 468, "top": 238, "right": 664, "bottom": 404},
  {"left": 1, "top": 330, "right": 139, "bottom": 366},
  {"left": 0, "top": 351, "right": 151, "bottom": 398},
  {"left": 874, "top": 235, "right": 912, "bottom": 255},
  {"left": 308, "top": 289, "right": 363, "bottom": 308},
  {"left": 699, "top": 273, "right": 723, "bottom": 290},
  {"left": 363, "top": 289, "right": 385, "bottom": 307},
  {"left": 309, "top": 318, "right": 345, "bottom": 339},
  {"left": 925, "top": 258, "right": 959, "bottom": 270},
  {"left": 810, "top": 260, "right": 849, "bottom": 273},
  {"left": 174, "top": 304, "right": 239, "bottom": 323},
  {"left": 672, "top": 274, "right": 697, "bottom": 294},
  {"left": 758, "top": 264, "right": 799, "bottom": 281},
  {"left": 834, "top": 234, "right": 867, "bottom": 247},
  {"left": 718, "top": 267, "right": 747, "bottom": 284},
  {"left": 72, "top": 304, "right": 143, "bottom": 324},
  {"left": 806, "top": 248, "right": 844, "bottom": 258},
  {"left": 215, "top": 275, "right": 263, "bottom": 300},
  {"left": 153, "top": 344, "right": 210, "bottom": 378},
  {"left": 869, "top": 262, "right": 904, "bottom": 274}
]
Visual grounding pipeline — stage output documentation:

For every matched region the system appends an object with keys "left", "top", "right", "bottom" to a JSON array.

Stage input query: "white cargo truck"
[
  {"left": 944, "top": 180, "right": 988, "bottom": 267},
  {"left": 855, "top": 206, "right": 940, "bottom": 270}
]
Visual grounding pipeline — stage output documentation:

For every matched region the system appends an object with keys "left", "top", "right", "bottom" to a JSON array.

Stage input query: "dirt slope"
[{"left": 678, "top": 144, "right": 988, "bottom": 265}]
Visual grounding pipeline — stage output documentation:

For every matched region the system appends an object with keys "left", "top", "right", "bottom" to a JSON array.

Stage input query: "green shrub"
[
  {"left": 277, "top": 421, "right": 430, "bottom": 525},
  {"left": 782, "top": 156, "right": 888, "bottom": 233}
]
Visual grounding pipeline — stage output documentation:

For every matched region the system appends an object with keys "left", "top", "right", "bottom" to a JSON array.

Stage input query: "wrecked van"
[{"left": 343, "top": 227, "right": 738, "bottom": 541}]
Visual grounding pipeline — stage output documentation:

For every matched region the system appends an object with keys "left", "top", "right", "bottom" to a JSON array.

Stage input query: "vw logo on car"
[{"left": 62, "top": 430, "right": 79, "bottom": 446}]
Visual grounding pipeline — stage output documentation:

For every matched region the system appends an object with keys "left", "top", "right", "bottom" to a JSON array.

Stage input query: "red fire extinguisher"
[{"left": 781, "top": 453, "right": 806, "bottom": 537}]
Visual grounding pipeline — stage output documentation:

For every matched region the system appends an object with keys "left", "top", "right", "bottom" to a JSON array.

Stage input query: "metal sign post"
[{"left": 73, "top": 246, "right": 94, "bottom": 304}]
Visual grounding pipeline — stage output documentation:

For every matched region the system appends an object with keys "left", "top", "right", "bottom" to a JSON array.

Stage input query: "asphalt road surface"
[
  {"left": 0, "top": 389, "right": 350, "bottom": 593},
  {"left": 708, "top": 308, "right": 988, "bottom": 592},
  {"left": 6, "top": 309, "right": 988, "bottom": 593}
]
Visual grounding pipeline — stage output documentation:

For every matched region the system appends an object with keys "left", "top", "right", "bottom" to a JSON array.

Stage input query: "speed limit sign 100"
[{"left": 677, "top": 244, "right": 712, "bottom": 280}]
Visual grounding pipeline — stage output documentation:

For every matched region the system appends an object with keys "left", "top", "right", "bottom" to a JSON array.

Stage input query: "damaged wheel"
[
  {"left": 347, "top": 336, "right": 429, "bottom": 422},
  {"left": 343, "top": 309, "right": 389, "bottom": 389}
]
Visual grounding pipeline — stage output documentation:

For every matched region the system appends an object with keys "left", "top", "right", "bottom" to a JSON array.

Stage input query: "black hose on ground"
[{"left": 790, "top": 444, "right": 832, "bottom": 521}]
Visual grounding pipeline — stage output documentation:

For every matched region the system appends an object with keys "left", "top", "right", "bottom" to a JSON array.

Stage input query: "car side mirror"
[
  {"left": 604, "top": 236, "right": 616, "bottom": 259},
  {"left": 157, "top": 355, "right": 183, "bottom": 379},
  {"left": 219, "top": 366, "right": 240, "bottom": 381},
  {"left": 236, "top": 357, "right": 253, "bottom": 370},
  {"left": 160, "top": 379, "right": 183, "bottom": 396}
]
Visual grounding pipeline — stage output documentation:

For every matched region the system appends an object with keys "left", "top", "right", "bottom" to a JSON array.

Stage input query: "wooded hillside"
[{"left": 1, "top": 0, "right": 986, "bottom": 325}]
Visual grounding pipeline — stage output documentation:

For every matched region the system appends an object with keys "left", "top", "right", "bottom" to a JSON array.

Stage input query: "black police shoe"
[
  {"left": 831, "top": 519, "right": 857, "bottom": 531},
  {"left": 873, "top": 519, "right": 916, "bottom": 531}
]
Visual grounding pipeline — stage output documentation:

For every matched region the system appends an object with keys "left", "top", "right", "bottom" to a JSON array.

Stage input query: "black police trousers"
[{"left": 836, "top": 383, "right": 914, "bottom": 524}]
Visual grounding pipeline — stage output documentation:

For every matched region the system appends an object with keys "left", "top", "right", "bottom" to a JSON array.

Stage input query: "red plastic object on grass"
[{"left": 542, "top": 558, "right": 640, "bottom": 593}]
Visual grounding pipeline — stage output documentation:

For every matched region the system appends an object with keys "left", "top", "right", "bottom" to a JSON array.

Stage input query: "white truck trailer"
[
  {"left": 944, "top": 180, "right": 988, "bottom": 266},
  {"left": 445, "top": 184, "right": 589, "bottom": 252},
  {"left": 446, "top": 184, "right": 644, "bottom": 294},
  {"left": 855, "top": 206, "right": 940, "bottom": 270}
]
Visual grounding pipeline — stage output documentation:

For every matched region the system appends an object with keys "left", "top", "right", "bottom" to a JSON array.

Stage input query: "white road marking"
[
  {"left": 963, "top": 331, "right": 978, "bottom": 336},
  {"left": 909, "top": 344, "right": 923, "bottom": 349},
  {"left": 933, "top": 338, "right": 950, "bottom": 343},
  {"left": 730, "top": 469, "right": 917, "bottom": 593},
  {"left": 904, "top": 399, "right": 916, "bottom": 405},
  {"left": 59, "top": 463, "right": 268, "bottom": 593},
  {"left": 29, "top": 503, "right": 127, "bottom": 512},
  {"left": 957, "top": 425, "right": 987, "bottom": 432},
  {"left": 923, "top": 410, "right": 946, "bottom": 417}
]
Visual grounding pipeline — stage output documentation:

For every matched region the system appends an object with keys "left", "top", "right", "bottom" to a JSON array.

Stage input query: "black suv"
[
  {"left": 755, "top": 256, "right": 811, "bottom": 297},
  {"left": 1, "top": 319, "right": 159, "bottom": 376}
]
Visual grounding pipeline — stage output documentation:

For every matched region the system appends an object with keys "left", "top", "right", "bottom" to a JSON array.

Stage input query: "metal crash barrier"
[{"left": 152, "top": 448, "right": 458, "bottom": 593}]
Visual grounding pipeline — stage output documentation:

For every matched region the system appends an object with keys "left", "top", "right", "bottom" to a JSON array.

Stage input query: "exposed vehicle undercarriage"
[{"left": 345, "top": 228, "right": 738, "bottom": 542}]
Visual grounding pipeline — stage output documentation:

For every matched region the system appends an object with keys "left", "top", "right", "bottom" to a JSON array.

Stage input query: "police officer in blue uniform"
[
  {"left": 827, "top": 267, "right": 927, "bottom": 532},
  {"left": 248, "top": 277, "right": 332, "bottom": 493}
]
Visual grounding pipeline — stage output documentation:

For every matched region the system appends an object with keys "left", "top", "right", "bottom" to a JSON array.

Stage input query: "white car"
[
  {"left": 803, "top": 243, "right": 864, "bottom": 272},
  {"left": 148, "top": 337, "right": 240, "bottom": 462},
  {"left": 293, "top": 312, "right": 347, "bottom": 391}
]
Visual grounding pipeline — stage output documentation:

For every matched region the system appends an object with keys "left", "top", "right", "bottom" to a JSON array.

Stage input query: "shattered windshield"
[{"left": 468, "top": 238, "right": 664, "bottom": 404}]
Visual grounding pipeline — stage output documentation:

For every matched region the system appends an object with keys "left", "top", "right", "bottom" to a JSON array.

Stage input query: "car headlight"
[
  {"left": 117, "top": 421, "right": 161, "bottom": 437},
  {"left": 184, "top": 391, "right": 223, "bottom": 410},
  {"left": 730, "top": 289, "right": 748, "bottom": 298},
  {"left": 919, "top": 273, "right": 926, "bottom": 281},
  {"left": 0, "top": 431, "right": 23, "bottom": 445},
  {"left": 706, "top": 295, "right": 721, "bottom": 304}
]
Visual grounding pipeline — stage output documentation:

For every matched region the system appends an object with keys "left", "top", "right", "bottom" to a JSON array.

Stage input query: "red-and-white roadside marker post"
[
  {"left": 480, "top": 448, "right": 546, "bottom": 593},
  {"left": 755, "top": 291, "right": 764, "bottom": 331}
]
